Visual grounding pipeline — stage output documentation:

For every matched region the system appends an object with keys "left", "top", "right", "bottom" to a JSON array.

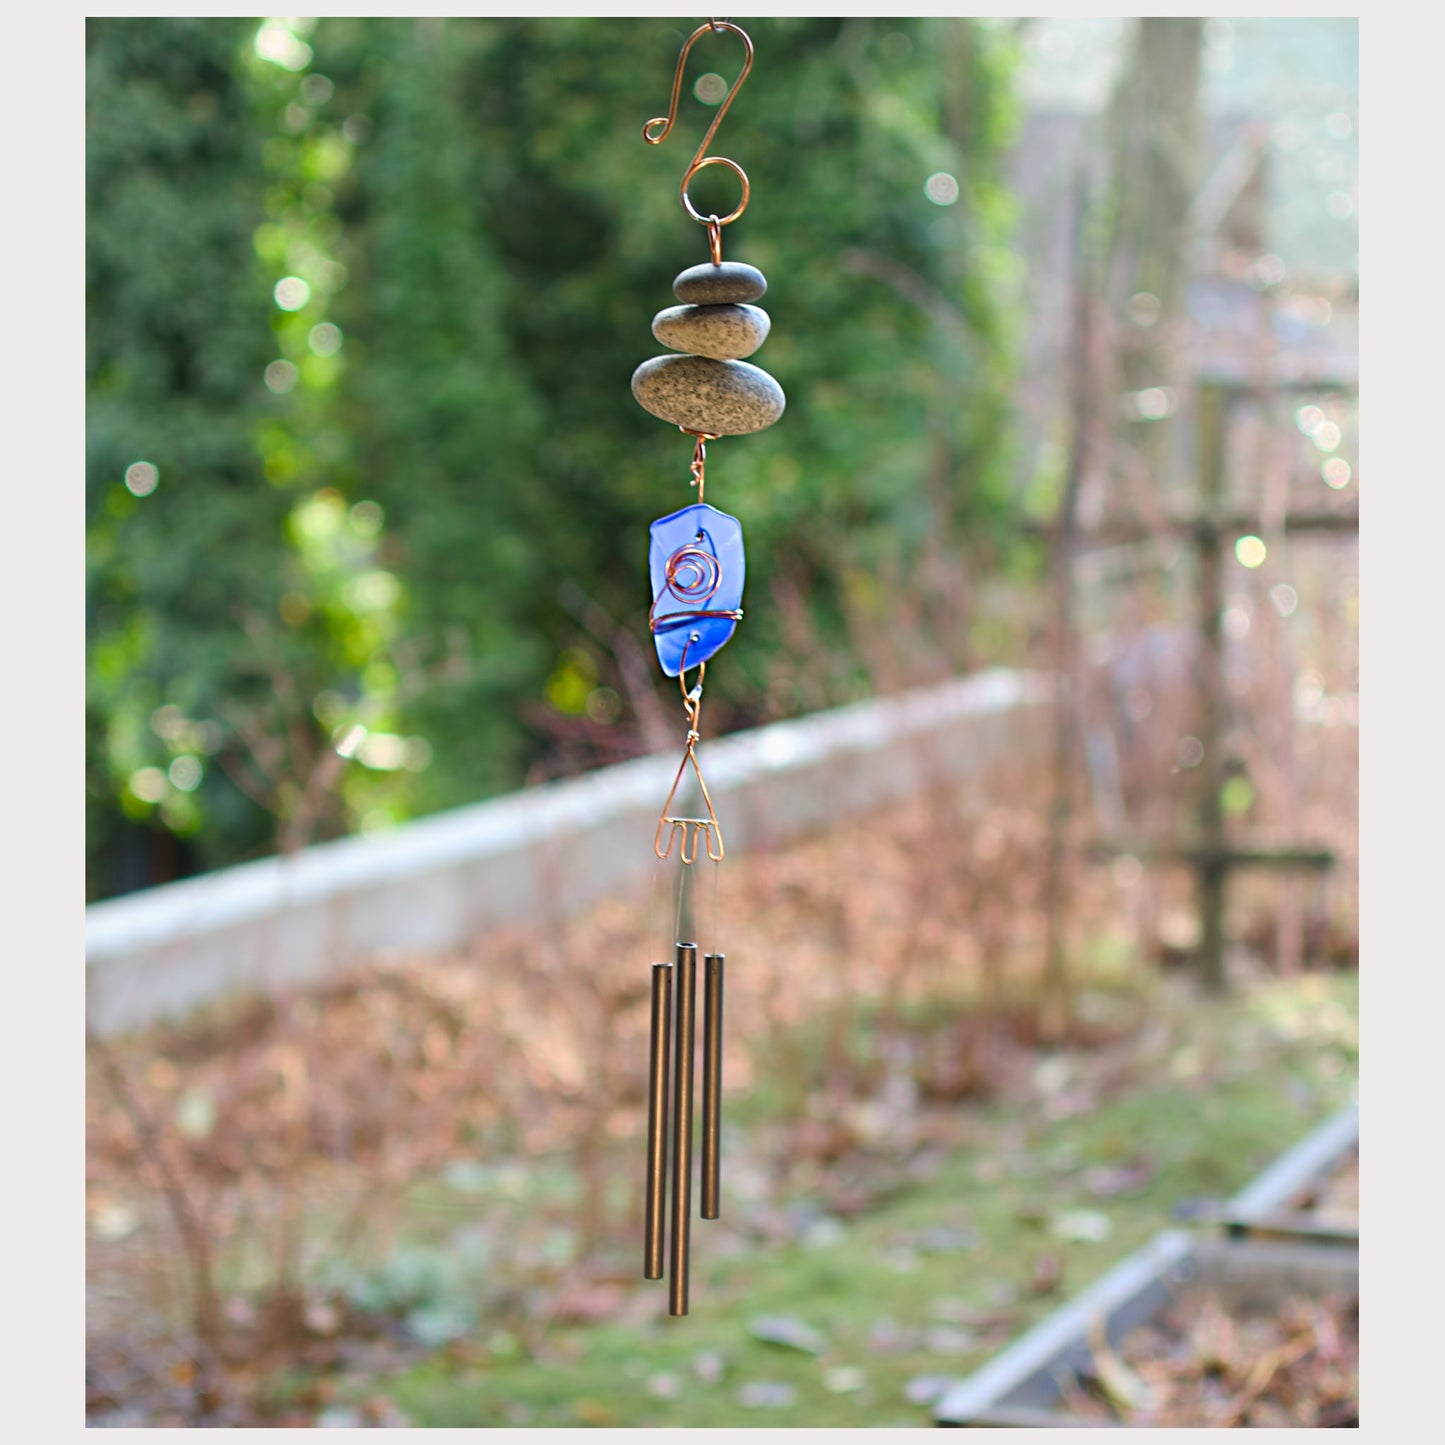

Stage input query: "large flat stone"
[{"left": 631, "top": 353, "right": 785, "bottom": 435}]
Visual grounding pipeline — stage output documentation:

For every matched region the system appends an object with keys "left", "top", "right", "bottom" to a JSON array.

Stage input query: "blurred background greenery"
[
  {"left": 86, "top": 15, "right": 1022, "bottom": 900},
  {"left": 86, "top": 16, "right": 1359, "bottom": 1429}
]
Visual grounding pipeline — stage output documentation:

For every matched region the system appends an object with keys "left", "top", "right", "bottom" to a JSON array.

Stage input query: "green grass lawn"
[{"left": 312, "top": 970, "right": 1356, "bottom": 1428}]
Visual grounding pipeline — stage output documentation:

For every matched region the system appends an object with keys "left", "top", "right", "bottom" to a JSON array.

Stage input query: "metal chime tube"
[
  {"left": 669, "top": 941, "right": 698, "bottom": 1315},
  {"left": 700, "top": 952, "right": 725, "bottom": 1219},
  {"left": 644, "top": 961, "right": 673, "bottom": 1280}
]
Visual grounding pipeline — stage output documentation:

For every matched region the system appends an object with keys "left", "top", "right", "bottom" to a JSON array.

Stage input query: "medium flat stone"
[
  {"left": 631, "top": 354, "right": 785, "bottom": 435},
  {"left": 651, "top": 303, "right": 771, "bottom": 361},
  {"left": 672, "top": 261, "right": 768, "bottom": 305}
]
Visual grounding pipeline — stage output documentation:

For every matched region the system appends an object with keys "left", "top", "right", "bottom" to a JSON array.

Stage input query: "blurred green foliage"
[{"left": 86, "top": 17, "right": 1023, "bottom": 899}]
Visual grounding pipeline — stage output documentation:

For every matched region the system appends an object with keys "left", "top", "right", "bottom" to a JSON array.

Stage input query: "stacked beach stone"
[{"left": 631, "top": 261, "right": 785, "bottom": 435}]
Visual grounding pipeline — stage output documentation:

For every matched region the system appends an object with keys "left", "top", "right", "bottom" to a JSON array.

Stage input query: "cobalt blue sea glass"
[{"left": 648, "top": 502, "right": 745, "bottom": 677}]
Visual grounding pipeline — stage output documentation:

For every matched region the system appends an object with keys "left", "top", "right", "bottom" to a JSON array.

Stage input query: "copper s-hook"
[{"left": 642, "top": 19, "right": 754, "bottom": 228}]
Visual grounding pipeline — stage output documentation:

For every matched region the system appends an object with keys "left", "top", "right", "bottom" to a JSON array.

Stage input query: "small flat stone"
[
  {"left": 631, "top": 354, "right": 785, "bottom": 435},
  {"left": 673, "top": 261, "right": 767, "bottom": 305},
  {"left": 652, "top": 303, "right": 771, "bottom": 361}
]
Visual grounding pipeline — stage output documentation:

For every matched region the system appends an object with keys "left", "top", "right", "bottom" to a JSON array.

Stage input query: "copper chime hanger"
[{"left": 638, "top": 14, "right": 773, "bottom": 1318}]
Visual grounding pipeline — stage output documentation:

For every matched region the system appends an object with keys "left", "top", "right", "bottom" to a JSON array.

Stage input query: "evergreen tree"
[{"left": 86, "top": 17, "right": 1023, "bottom": 898}]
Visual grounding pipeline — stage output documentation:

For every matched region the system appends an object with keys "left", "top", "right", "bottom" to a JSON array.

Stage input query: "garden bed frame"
[
  {"left": 1219, "top": 1100, "right": 1357, "bottom": 1246},
  {"left": 934, "top": 1104, "right": 1360, "bottom": 1428}
]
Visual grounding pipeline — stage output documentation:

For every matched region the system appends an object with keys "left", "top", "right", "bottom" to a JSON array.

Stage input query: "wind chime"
[{"left": 630, "top": 18, "right": 784, "bottom": 1317}]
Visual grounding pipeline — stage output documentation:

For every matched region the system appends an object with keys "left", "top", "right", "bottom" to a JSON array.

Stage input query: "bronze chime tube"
[
  {"left": 644, "top": 961, "right": 673, "bottom": 1280},
  {"left": 669, "top": 941, "right": 698, "bottom": 1315},
  {"left": 700, "top": 952, "right": 725, "bottom": 1219}
]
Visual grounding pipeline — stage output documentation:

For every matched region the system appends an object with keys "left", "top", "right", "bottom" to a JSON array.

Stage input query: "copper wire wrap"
[
  {"left": 685, "top": 431, "right": 717, "bottom": 502},
  {"left": 648, "top": 536, "right": 743, "bottom": 639},
  {"left": 642, "top": 20, "right": 754, "bottom": 229}
]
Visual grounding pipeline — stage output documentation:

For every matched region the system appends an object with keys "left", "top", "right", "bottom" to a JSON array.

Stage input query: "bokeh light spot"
[
  {"left": 313, "top": 690, "right": 348, "bottom": 726},
  {"left": 924, "top": 172, "right": 959, "bottom": 206},
  {"left": 1134, "top": 386, "right": 1175, "bottom": 420},
  {"left": 1112, "top": 854, "right": 1143, "bottom": 888},
  {"left": 308, "top": 321, "right": 343, "bottom": 355},
  {"left": 334, "top": 723, "right": 367, "bottom": 759},
  {"left": 279, "top": 591, "right": 312, "bottom": 626},
  {"left": 693, "top": 72, "right": 728, "bottom": 104},
  {"left": 300, "top": 73, "right": 334, "bottom": 106},
  {"left": 130, "top": 767, "right": 168, "bottom": 803},
  {"left": 1294, "top": 670, "right": 1325, "bottom": 716},
  {"left": 346, "top": 570, "right": 401, "bottom": 612},
  {"left": 265, "top": 359, "right": 298, "bottom": 394},
  {"left": 124, "top": 460, "right": 159, "bottom": 497},
  {"left": 1295, "top": 404, "right": 1325, "bottom": 436},
  {"left": 1235, "top": 535, "right": 1267, "bottom": 568},
  {"left": 1322, "top": 457, "right": 1352, "bottom": 489},
  {"left": 1222, "top": 607, "right": 1251, "bottom": 639},
  {"left": 349, "top": 500, "right": 383, "bottom": 535},
  {"left": 1250, "top": 253, "right": 1287, "bottom": 288},
  {"left": 274, "top": 276, "right": 312, "bottom": 311},
  {"left": 1176, "top": 736, "right": 1205, "bottom": 768},
  {"left": 359, "top": 733, "right": 407, "bottom": 770},
  {"left": 586, "top": 686, "right": 623, "bottom": 724},
  {"left": 1127, "top": 292, "right": 1160, "bottom": 327},
  {"left": 1326, "top": 111, "right": 1353, "bottom": 140},
  {"left": 168, "top": 756, "right": 203, "bottom": 792},
  {"left": 1311, "top": 420, "right": 1341, "bottom": 452},
  {"left": 1269, "top": 584, "right": 1299, "bottom": 617},
  {"left": 254, "top": 20, "right": 312, "bottom": 72},
  {"left": 1221, "top": 777, "right": 1254, "bottom": 815},
  {"left": 151, "top": 704, "right": 184, "bottom": 740},
  {"left": 1327, "top": 191, "right": 1355, "bottom": 220}
]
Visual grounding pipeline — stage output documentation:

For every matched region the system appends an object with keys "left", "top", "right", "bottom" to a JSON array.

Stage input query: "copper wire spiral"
[{"left": 649, "top": 539, "right": 743, "bottom": 637}]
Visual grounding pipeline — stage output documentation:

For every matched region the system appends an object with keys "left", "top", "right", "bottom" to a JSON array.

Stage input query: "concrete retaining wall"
[{"left": 85, "top": 668, "right": 1049, "bottom": 1035}]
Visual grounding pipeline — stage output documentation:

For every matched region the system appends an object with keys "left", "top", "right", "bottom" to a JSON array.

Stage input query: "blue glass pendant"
[{"left": 648, "top": 502, "right": 745, "bottom": 677}]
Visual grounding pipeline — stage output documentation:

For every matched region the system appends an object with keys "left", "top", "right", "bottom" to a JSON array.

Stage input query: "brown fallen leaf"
[
  {"left": 1083, "top": 1158, "right": 1155, "bottom": 1198},
  {"left": 550, "top": 1277, "right": 628, "bottom": 1324},
  {"left": 1028, "top": 1252, "right": 1063, "bottom": 1295}
]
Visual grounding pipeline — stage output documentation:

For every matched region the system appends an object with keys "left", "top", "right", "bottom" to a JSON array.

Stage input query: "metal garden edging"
[{"left": 934, "top": 1103, "right": 1361, "bottom": 1427}]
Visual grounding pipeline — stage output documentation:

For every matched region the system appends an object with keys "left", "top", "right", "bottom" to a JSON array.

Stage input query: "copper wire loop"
[
  {"left": 706, "top": 215, "right": 723, "bottom": 265},
  {"left": 642, "top": 20, "right": 754, "bottom": 229}
]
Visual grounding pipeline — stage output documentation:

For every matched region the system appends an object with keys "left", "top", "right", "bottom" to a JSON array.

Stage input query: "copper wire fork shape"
[{"left": 654, "top": 652, "right": 725, "bottom": 863}]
